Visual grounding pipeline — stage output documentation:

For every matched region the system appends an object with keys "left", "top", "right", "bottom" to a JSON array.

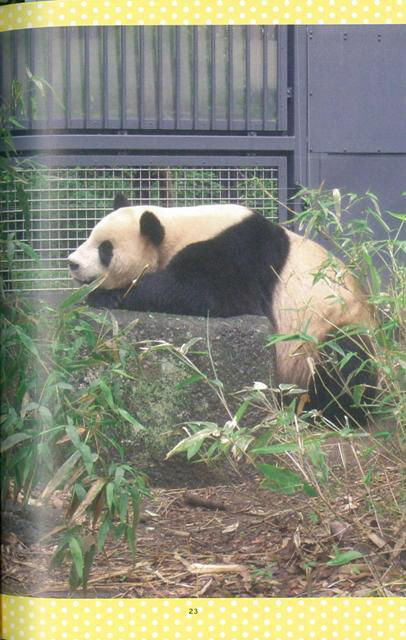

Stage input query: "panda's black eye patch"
[{"left": 99, "top": 240, "right": 113, "bottom": 267}]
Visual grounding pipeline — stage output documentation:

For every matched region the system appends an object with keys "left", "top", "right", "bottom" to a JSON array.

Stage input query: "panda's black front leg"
[
  {"left": 86, "top": 269, "right": 212, "bottom": 315},
  {"left": 87, "top": 287, "right": 126, "bottom": 309}
]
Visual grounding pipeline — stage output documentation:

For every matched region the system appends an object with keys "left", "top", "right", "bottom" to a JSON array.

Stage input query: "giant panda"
[{"left": 68, "top": 193, "right": 377, "bottom": 427}]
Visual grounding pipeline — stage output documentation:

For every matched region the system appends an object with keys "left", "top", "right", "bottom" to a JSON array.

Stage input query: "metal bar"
[
  {"left": 28, "top": 29, "right": 34, "bottom": 128},
  {"left": 10, "top": 134, "right": 297, "bottom": 152},
  {"left": 102, "top": 27, "right": 108, "bottom": 129},
  {"left": 263, "top": 26, "right": 269, "bottom": 130},
  {"left": 11, "top": 31, "right": 17, "bottom": 93},
  {"left": 139, "top": 26, "right": 145, "bottom": 128},
  {"left": 157, "top": 26, "right": 163, "bottom": 129},
  {"left": 228, "top": 26, "right": 233, "bottom": 130},
  {"left": 65, "top": 28, "right": 71, "bottom": 129},
  {"left": 30, "top": 28, "right": 50, "bottom": 129},
  {"left": 120, "top": 27, "right": 127, "bottom": 129},
  {"left": 193, "top": 27, "right": 198, "bottom": 129},
  {"left": 277, "top": 25, "right": 288, "bottom": 131},
  {"left": 84, "top": 28, "right": 90, "bottom": 129},
  {"left": 21, "top": 155, "right": 288, "bottom": 170},
  {"left": 175, "top": 27, "right": 181, "bottom": 129},
  {"left": 47, "top": 29, "right": 55, "bottom": 129},
  {"left": 0, "top": 37, "right": 3, "bottom": 119},
  {"left": 245, "top": 25, "right": 251, "bottom": 130},
  {"left": 293, "top": 26, "right": 309, "bottom": 192},
  {"left": 210, "top": 27, "right": 216, "bottom": 129},
  {"left": 11, "top": 31, "right": 28, "bottom": 127},
  {"left": 276, "top": 157, "right": 288, "bottom": 222}
]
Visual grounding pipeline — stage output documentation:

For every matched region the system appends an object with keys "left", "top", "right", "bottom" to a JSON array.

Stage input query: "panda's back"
[
  {"left": 165, "top": 203, "right": 251, "bottom": 217},
  {"left": 155, "top": 203, "right": 254, "bottom": 265}
]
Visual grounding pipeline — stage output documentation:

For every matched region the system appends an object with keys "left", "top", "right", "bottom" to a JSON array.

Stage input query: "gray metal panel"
[
  {"left": 308, "top": 26, "right": 406, "bottom": 153},
  {"left": 308, "top": 152, "right": 406, "bottom": 240}
]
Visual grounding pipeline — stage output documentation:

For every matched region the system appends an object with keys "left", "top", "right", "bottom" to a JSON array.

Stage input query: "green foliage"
[
  {"left": 50, "top": 462, "right": 145, "bottom": 591},
  {"left": 294, "top": 187, "right": 405, "bottom": 427},
  {"left": 1, "top": 284, "right": 148, "bottom": 590},
  {"left": 0, "top": 72, "right": 61, "bottom": 294},
  {"left": 256, "top": 462, "right": 317, "bottom": 496},
  {"left": 0, "top": 73, "right": 52, "bottom": 186},
  {"left": 166, "top": 187, "right": 405, "bottom": 499},
  {"left": 326, "top": 549, "right": 365, "bottom": 566},
  {"left": 251, "top": 563, "right": 276, "bottom": 585}
]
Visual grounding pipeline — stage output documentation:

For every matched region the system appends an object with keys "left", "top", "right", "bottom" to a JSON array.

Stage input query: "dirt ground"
[{"left": 1, "top": 439, "right": 405, "bottom": 599}]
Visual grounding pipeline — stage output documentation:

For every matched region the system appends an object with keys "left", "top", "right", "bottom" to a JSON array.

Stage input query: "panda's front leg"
[{"left": 86, "top": 287, "right": 125, "bottom": 309}]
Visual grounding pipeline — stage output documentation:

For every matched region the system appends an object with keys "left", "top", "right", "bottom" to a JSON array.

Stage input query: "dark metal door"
[{"left": 306, "top": 26, "right": 406, "bottom": 232}]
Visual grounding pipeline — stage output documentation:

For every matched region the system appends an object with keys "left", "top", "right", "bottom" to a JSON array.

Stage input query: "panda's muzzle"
[
  {"left": 68, "top": 259, "right": 95, "bottom": 284},
  {"left": 68, "top": 259, "right": 80, "bottom": 272}
]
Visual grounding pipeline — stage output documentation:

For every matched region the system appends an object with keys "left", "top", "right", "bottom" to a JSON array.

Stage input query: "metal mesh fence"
[{"left": 0, "top": 165, "right": 279, "bottom": 291}]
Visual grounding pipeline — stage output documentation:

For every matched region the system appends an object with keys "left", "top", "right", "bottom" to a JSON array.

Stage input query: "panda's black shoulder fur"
[{"left": 87, "top": 211, "right": 290, "bottom": 319}]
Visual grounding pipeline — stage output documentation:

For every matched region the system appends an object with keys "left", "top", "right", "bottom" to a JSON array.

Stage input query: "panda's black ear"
[
  {"left": 113, "top": 193, "right": 131, "bottom": 209},
  {"left": 140, "top": 210, "right": 165, "bottom": 246}
]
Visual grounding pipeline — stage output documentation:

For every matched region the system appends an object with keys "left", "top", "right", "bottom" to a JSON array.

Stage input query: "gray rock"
[
  {"left": 89, "top": 310, "right": 277, "bottom": 486},
  {"left": 108, "top": 310, "right": 276, "bottom": 425}
]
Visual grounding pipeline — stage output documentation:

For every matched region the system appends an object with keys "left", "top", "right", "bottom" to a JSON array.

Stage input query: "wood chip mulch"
[{"left": 2, "top": 442, "right": 405, "bottom": 599}]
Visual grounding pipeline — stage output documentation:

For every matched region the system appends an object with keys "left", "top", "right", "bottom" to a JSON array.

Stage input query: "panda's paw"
[{"left": 87, "top": 288, "right": 122, "bottom": 309}]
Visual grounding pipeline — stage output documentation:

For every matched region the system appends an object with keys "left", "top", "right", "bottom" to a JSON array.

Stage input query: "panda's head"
[{"left": 67, "top": 194, "right": 165, "bottom": 290}]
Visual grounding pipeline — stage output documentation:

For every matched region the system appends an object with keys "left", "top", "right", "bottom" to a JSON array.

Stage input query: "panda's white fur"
[
  {"left": 69, "top": 204, "right": 250, "bottom": 289},
  {"left": 271, "top": 230, "right": 374, "bottom": 386},
  {"left": 68, "top": 199, "right": 376, "bottom": 424}
]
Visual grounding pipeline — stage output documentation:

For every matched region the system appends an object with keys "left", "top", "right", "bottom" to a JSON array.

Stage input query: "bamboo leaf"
[
  {"left": 256, "top": 463, "right": 305, "bottom": 495},
  {"left": 69, "top": 478, "right": 107, "bottom": 524},
  {"left": 252, "top": 441, "right": 301, "bottom": 455},
  {"left": 106, "top": 482, "right": 114, "bottom": 512},
  {"left": 0, "top": 432, "right": 32, "bottom": 453},
  {"left": 68, "top": 537, "right": 84, "bottom": 579},
  {"left": 176, "top": 373, "right": 206, "bottom": 389},
  {"left": 40, "top": 451, "right": 81, "bottom": 500},
  {"left": 115, "top": 407, "right": 144, "bottom": 430},
  {"left": 327, "top": 550, "right": 364, "bottom": 566},
  {"left": 59, "top": 275, "right": 107, "bottom": 310},
  {"left": 166, "top": 425, "right": 220, "bottom": 459},
  {"left": 234, "top": 399, "right": 252, "bottom": 425},
  {"left": 387, "top": 211, "right": 406, "bottom": 221},
  {"left": 8, "top": 116, "right": 25, "bottom": 129}
]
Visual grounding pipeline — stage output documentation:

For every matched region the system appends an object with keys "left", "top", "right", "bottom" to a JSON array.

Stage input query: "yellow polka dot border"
[
  {"left": 0, "top": 595, "right": 405, "bottom": 640},
  {"left": 0, "top": 0, "right": 404, "bottom": 30}
]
